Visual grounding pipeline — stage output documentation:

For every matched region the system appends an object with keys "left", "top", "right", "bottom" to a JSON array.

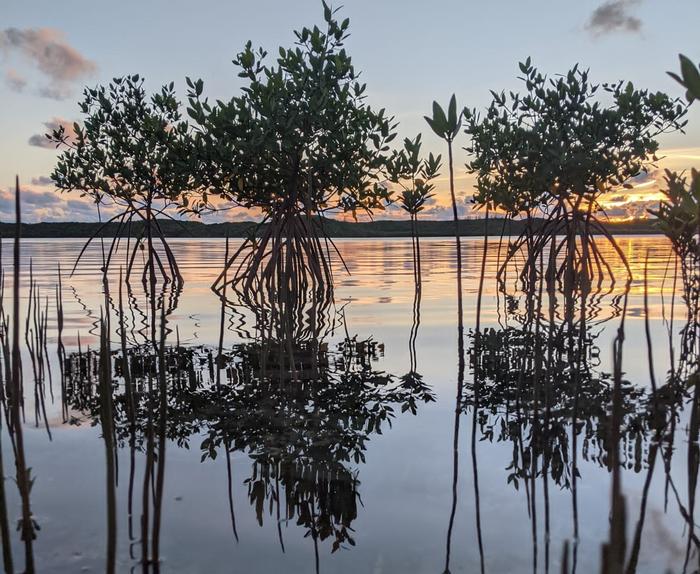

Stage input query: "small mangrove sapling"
[
  {"left": 425, "top": 95, "right": 464, "bottom": 332},
  {"left": 386, "top": 134, "right": 441, "bottom": 283},
  {"left": 186, "top": 3, "right": 396, "bottom": 307},
  {"left": 463, "top": 60, "right": 687, "bottom": 291},
  {"left": 49, "top": 76, "right": 202, "bottom": 285}
]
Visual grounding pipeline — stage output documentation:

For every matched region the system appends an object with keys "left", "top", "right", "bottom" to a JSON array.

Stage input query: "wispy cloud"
[
  {"left": 28, "top": 117, "right": 75, "bottom": 149},
  {"left": 586, "top": 0, "right": 643, "bottom": 36},
  {"left": 0, "top": 27, "right": 95, "bottom": 99},
  {"left": 5, "top": 67, "right": 26, "bottom": 92}
]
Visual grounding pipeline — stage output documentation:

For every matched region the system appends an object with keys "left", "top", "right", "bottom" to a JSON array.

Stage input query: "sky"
[{"left": 1, "top": 0, "right": 700, "bottom": 223}]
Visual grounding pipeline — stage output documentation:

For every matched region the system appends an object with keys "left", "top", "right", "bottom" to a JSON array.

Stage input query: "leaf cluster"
[
  {"left": 464, "top": 59, "right": 688, "bottom": 216},
  {"left": 650, "top": 169, "right": 700, "bottom": 260},
  {"left": 185, "top": 2, "right": 396, "bottom": 220},
  {"left": 385, "top": 134, "right": 441, "bottom": 216},
  {"left": 424, "top": 95, "right": 461, "bottom": 142},
  {"left": 668, "top": 54, "right": 700, "bottom": 103},
  {"left": 49, "top": 75, "right": 203, "bottom": 215}
]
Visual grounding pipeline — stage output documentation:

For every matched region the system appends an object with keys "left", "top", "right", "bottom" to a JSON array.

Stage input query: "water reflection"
[
  {"left": 466, "top": 265, "right": 698, "bottom": 574},
  {"left": 0, "top": 237, "right": 695, "bottom": 573},
  {"left": 468, "top": 317, "right": 654, "bottom": 484},
  {"left": 64, "top": 330, "right": 435, "bottom": 571}
]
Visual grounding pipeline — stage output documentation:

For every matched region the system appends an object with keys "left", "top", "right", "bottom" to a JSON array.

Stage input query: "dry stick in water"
[
  {"left": 443, "top": 321, "right": 464, "bottom": 574},
  {"left": 0, "top": 265, "right": 16, "bottom": 574},
  {"left": 140, "top": 363, "right": 154, "bottom": 563},
  {"left": 41, "top": 292, "right": 54, "bottom": 405},
  {"left": 151, "top": 298, "right": 168, "bottom": 564},
  {"left": 447, "top": 138, "right": 464, "bottom": 337},
  {"left": 545, "top": 241, "right": 558, "bottom": 572},
  {"left": 560, "top": 540, "right": 570, "bottom": 574},
  {"left": 218, "top": 236, "right": 240, "bottom": 543},
  {"left": 0, "top": 251, "right": 12, "bottom": 571},
  {"left": 444, "top": 264, "right": 465, "bottom": 572},
  {"left": 569, "top": 287, "right": 590, "bottom": 574},
  {"left": 0, "top": 256, "right": 13, "bottom": 419},
  {"left": 140, "top": 199, "right": 161, "bottom": 567},
  {"left": 216, "top": 237, "right": 230, "bottom": 390},
  {"left": 25, "top": 270, "right": 51, "bottom": 439},
  {"left": 118, "top": 269, "right": 135, "bottom": 424},
  {"left": 643, "top": 251, "right": 658, "bottom": 396},
  {"left": 11, "top": 177, "right": 35, "bottom": 573},
  {"left": 408, "top": 271, "right": 421, "bottom": 375},
  {"left": 0, "top": 381, "right": 13, "bottom": 574},
  {"left": 660, "top": 254, "right": 679, "bottom": 514},
  {"left": 528, "top": 251, "right": 547, "bottom": 574},
  {"left": 24, "top": 269, "right": 37, "bottom": 429},
  {"left": 407, "top": 220, "right": 424, "bottom": 374}
]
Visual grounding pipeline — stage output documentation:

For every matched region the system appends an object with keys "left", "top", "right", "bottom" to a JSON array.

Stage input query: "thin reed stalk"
[
  {"left": 10, "top": 177, "right": 35, "bottom": 573},
  {"left": 98, "top": 311, "right": 117, "bottom": 574}
]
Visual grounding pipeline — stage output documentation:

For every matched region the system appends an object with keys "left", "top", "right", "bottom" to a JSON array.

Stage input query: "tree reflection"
[
  {"left": 467, "top": 321, "right": 654, "bottom": 489},
  {"left": 465, "top": 279, "right": 691, "bottom": 573},
  {"left": 64, "top": 333, "right": 434, "bottom": 565}
]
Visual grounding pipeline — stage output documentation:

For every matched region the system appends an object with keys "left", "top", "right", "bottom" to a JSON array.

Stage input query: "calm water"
[{"left": 0, "top": 236, "right": 691, "bottom": 573}]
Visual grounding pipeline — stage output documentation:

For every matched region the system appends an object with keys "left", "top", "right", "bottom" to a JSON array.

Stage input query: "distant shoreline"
[{"left": 0, "top": 217, "right": 660, "bottom": 239}]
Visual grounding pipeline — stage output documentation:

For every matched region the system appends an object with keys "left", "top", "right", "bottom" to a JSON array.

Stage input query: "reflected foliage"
[
  {"left": 466, "top": 322, "right": 666, "bottom": 489},
  {"left": 652, "top": 169, "right": 700, "bottom": 374},
  {"left": 465, "top": 279, "right": 688, "bottom": 493},
  {"left": 64, "top": 336, "right": 434, "bottom": 552}
]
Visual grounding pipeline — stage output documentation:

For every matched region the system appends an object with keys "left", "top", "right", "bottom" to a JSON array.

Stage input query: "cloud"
[
  {"left": 601, "top": 199, "right": 659, "bottom": 221},
  {"left": 31, "top": 176, "right": 53, "bottom": 186},
  {"left": 0, "top": 185, "right": 203, "bottom": 223},
  {"left": 66, "top": 199, "right": 98, "bottom": 212},
  {"left": 586, "top": 0, "right": 643, "bottom": 36},
  {"left": 28, "top": 117, "right": 75, "bottom": 149},
  {"left": 0, "top": 27, "right": 95, "bottom": 99},
  {"left": 607, "top": 194, "right": 627, "bottom": 203},
  {"left": 0, "top": 185, "right": 105, "bottom": 223},
  {"left": 21, "top": 189, "right": 62, "bottom": 206},
  {"left": 5, "top": 68, "right": 26, "bottom": 92},
  {"left": 628, "top": 169, "right": 660, "bottom": 186}
]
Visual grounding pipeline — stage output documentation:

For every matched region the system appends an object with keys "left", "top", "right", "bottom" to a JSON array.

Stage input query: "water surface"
[{"left": 0, "top": 236, "right": 690, "bottom": 573}]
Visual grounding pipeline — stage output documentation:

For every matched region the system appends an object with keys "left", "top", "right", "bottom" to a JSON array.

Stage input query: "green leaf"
[
  {"left": 448, "top": 94, "right": 457, "bottom": 129},
  {"left": 424, "top": 115, "right": 441, "bottom": 138},
  {"left": 679, "top": 54, "right": 700, "bottom": 100}
]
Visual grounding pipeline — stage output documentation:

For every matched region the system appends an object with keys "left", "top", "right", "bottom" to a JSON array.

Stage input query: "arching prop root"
[
  {"left": 496, "top": 206, "right": 631, "bottom": 297},
  {"left": 71, "top": 203, "right": 185, "bottom": 288},
  {"left": 212, "top": 209, "right": 344, "bottom": 343}
]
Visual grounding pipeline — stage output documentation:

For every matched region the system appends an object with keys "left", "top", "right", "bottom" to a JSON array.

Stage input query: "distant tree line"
[{"left": 0, "top": 217, "right": 659, "bottom": 239}]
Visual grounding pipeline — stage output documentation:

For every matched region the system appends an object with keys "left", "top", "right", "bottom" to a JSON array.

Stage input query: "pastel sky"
[{"left": 1, "top": 0, "right": 700, "bottom": 222}]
